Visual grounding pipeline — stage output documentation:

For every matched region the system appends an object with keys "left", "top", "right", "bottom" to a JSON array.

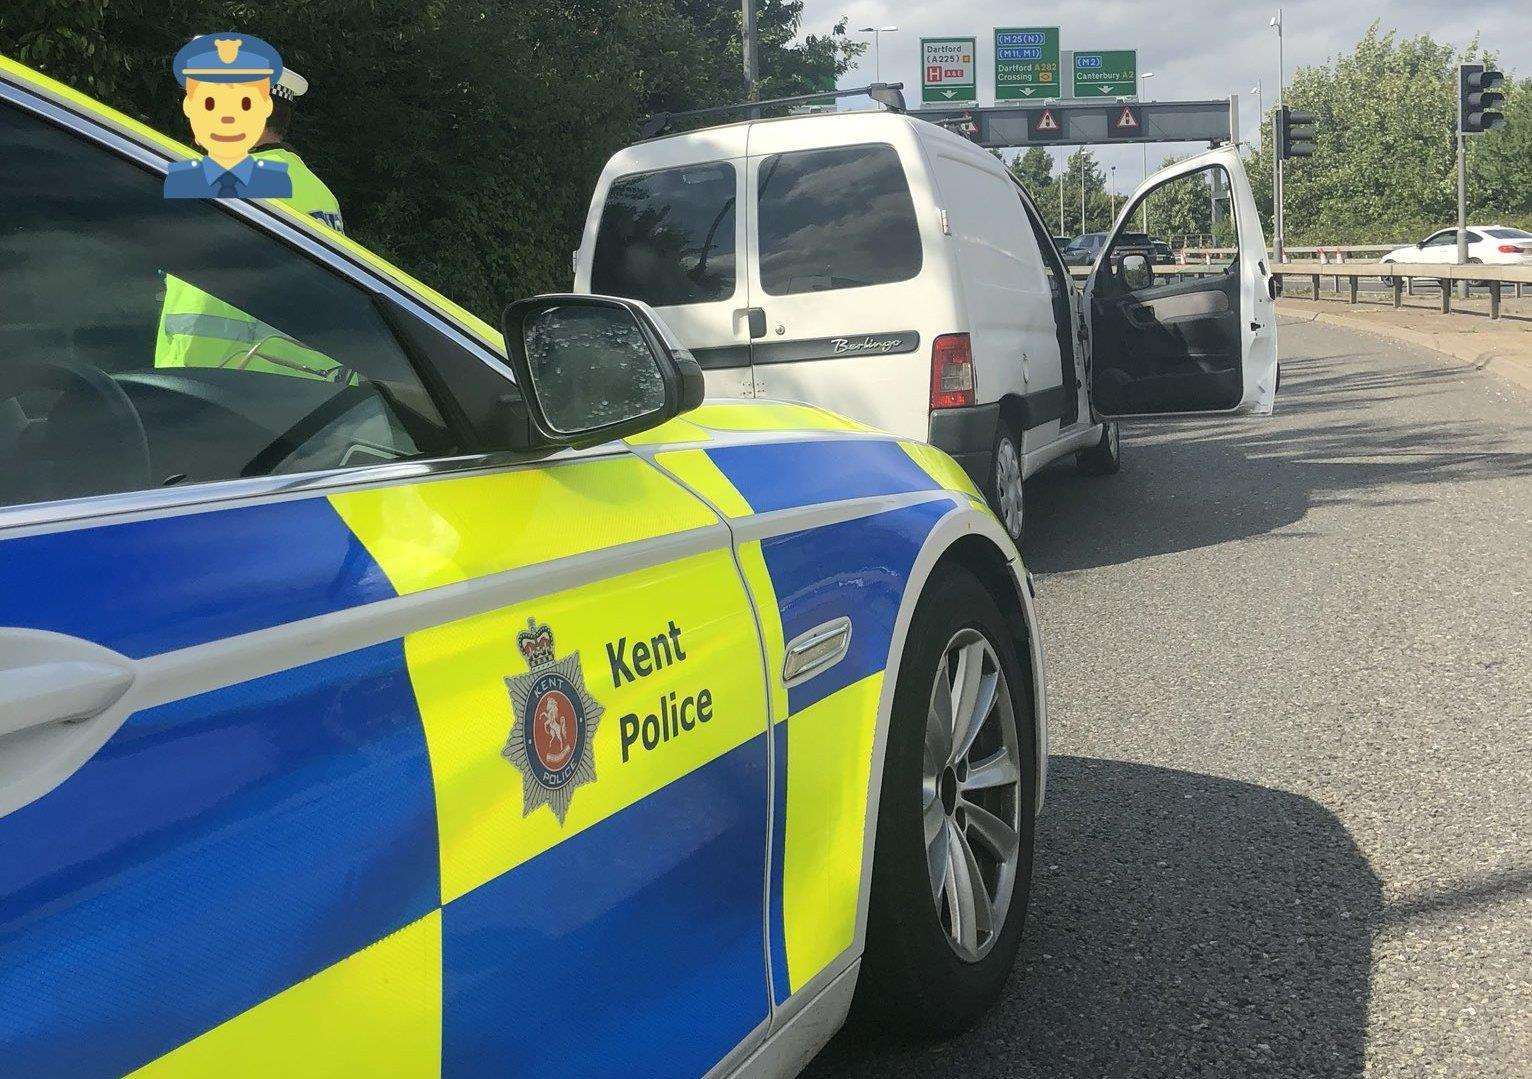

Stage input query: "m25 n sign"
[{"left": 922, "top": 37, "right": 977, "bottom": 103}]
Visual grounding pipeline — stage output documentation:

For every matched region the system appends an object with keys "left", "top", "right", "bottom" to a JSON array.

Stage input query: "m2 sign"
[{"left": 921, "top": 37, "right": 977, "bottom": 103}]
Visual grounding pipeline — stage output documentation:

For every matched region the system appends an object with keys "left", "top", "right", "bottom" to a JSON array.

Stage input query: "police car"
[{"left": 0, "top": 57, "right": 1046, "bottom": 1075}]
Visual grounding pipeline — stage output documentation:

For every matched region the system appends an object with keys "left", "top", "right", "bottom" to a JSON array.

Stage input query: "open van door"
[{"left": 1082, "top": 146, "right": 1277, "bottom": 419}]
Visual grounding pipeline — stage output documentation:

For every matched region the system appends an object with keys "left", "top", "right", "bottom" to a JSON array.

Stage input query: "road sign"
[
  {"left": 1029, "top": 106, "right": 1063, "bottom": 140},
  {"left": 995, "top": 27, "right": 1059, "bottom": 100},
  {"left": 1072, "top": 49, "right": 1138, "bottom": 97},
  {"left": 1108, "top": 104, "right": 1142, "bottom": 137},
  {"left": 921, "top": 37, "right": 977, "bottom": 103}
]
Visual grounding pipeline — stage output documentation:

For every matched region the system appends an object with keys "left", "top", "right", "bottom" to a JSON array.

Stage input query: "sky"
[{"left": 802, "top": 0, "right": 1529, "bottom": 194}]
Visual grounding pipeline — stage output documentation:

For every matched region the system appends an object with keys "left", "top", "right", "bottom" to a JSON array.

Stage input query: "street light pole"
[
  {"left": 1059, "top": 151, "right": 1066, "bottom": 235},
  {"left": 1140, "top": 72, "right": 1156, "bottom": 233},
  {"left": 742, "top": 0, "right": 759, "bottom": 105},
  {"left": 1270, "top": 9, "right": 1285, "bottom": 262},
  {"left": 858, "top": 25, "right": 899, "bottom": 83}
]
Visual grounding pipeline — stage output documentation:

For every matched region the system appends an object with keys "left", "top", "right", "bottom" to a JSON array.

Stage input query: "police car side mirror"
[{"left": 501, "top": 294, "right": 703, "bottom": 450}]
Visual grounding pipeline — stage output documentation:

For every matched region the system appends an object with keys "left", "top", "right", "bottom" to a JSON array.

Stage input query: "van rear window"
[
  {"left": 756, "top": 144, "right": 922, "bottom": 296},
  {"left": 591, "top": 163, "right": 737, "bottom": 308}
]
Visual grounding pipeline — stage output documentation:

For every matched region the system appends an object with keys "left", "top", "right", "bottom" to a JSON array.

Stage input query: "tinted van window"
[
  {"left": 756, "top": 144, "right": 922, "bottom": 296},
  {"left": 591, "top": 163, "right": 737, "bottom": 308}
]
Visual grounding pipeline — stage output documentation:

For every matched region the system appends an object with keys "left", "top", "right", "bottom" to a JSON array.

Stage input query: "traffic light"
[
  {"left": 1276, "top": 105, "right": 1316, "bottom": 159},
  {"left": 1458, "top": 63, "right": 1506, "bottom": 134}
]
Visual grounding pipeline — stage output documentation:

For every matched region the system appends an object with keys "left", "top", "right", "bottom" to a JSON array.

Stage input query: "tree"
[
  {"left": 0, "top": 0, "right": 865, "bottom": 315},
  {"left": 1244, "top": 22, "right": 1530, "bottom": 245},
  {"left": 1052, "top": 148, "right": 1113, "bottom": 237}
]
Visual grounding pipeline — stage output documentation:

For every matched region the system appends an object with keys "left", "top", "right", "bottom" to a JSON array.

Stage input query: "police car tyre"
[
  {"left": 854, "top": 564, "right": 1036, "bottom": 1035},
  {"left": 1076, "top": 420, "right": 1122, "bottom": 476},
  {"left": 988, "top": 424, "right": 1025, "bottom": 543}
]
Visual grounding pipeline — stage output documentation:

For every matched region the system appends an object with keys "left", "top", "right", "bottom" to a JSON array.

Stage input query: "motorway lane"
[{"left": 807, "top": 318, "right": 1531, "bottom": 1077}]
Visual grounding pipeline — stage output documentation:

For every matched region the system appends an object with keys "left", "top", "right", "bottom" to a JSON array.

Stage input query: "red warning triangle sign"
[
  {"left": 1116, "top": 106, "right": 1139, "bottom": 128},
  {"left": 1036, "top": 108, "right": 1060, "bottom": 131}
]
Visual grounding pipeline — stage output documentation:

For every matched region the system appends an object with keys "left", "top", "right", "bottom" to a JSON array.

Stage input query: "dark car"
[
  {"left": 1150, "top": 239, "right": 1173, "bottom": 264},
  {"left": 1061, "top": 231, "right": 1155, "bottom": 267},
  {"left": 1060, "top": 232, "right": 1106, "bottom": 266}
]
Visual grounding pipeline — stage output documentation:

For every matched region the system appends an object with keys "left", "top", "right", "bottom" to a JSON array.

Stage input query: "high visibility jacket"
[
  {"left": 153, "top": 275, "right": 344, "bottom": 380},
  {"left": 154, "top": 146, "right": 347, "bottom": 378},
  {"left": 256, "top": 146, "right": 345, "bottom": 233}
]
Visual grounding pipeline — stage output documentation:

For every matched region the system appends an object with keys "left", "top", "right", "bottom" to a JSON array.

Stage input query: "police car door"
[
  {"left": 1082, "top": 146, "right": 1278, "bottom": 418},
  {"left": 0, "top": 83, "right": 771, "bottom": 1076}
]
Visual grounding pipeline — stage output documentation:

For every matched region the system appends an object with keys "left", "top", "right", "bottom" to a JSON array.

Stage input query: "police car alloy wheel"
[
  {"left": 1076, "top": 420, "right": 1122, "bottom": 476},
  {"left": 991, "top": 432, "right": 1025, "bottom": 542},
  {"left": 922, "top": 627, "right": 1024, "bottom": 963},
  {"left": 854, "top": 564, "right": 1035, "bottom": 1034}
]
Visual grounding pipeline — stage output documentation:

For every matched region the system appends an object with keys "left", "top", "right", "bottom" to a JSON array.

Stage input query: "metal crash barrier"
[{"left": 1069, "top": 262, "right": 1531, "bottom": 319}]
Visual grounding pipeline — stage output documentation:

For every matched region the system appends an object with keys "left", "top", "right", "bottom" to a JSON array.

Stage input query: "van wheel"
[
  {"left": 989, "top": 426, "right": 1025, "bottom": 543},
  {"left": 1076, "top": 420, "right": 1121, "bottom": 476},
  {"left": 852, "top": 564, "right": 1036, "bottom": 1035}
]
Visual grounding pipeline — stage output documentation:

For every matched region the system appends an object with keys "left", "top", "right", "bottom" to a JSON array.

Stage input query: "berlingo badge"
[{"left": 503, "top": 618, "right": 603, "bottom": 824}]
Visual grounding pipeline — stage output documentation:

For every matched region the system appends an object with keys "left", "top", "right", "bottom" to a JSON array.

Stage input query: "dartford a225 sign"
[{"left": 921, "top": 37, "right": 977, "bottom": 103}]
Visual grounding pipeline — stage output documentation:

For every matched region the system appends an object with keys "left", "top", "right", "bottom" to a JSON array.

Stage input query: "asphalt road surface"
[{"left": 807, "top": 318, "right": 1531, "bottom": 1077}]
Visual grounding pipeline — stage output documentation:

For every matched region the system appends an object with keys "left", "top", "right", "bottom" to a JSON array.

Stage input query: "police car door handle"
[
  {"left": 0, "top": 660, "right": 135, "bottom": 739},
  {"left": 782, "top": 617, "right": 853, "bottom": 688}
]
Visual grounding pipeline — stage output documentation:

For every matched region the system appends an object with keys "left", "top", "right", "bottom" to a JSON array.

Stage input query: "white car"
[{"left": 1380, "top": 225, "right": 1532, "bottom": 273}]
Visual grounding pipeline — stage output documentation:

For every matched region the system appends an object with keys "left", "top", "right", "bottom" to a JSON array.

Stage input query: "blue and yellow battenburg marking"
[
  {"left": 0, "top": 418, "right": 985, "bottom": 1076},
  {"left": 653, "top": 430, "right": 980, "bottom": 1000}
]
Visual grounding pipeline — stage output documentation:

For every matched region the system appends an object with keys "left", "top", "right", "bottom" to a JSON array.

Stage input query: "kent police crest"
[{"left": 503, "top": 618, "right": 602, "bottom": 824}]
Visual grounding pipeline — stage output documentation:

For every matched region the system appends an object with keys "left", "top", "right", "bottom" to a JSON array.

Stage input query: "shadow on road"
[
  {"left": 807, "top": 757, "right": 1382, "bottom": 1078},
  {"left": 1023, "top": 343, "right": 1532, "bottom": 573}
]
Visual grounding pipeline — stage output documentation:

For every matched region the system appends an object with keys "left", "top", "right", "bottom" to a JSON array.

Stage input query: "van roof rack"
[{"left": 639, "top": 82, "right": 905, "bottom": 139}]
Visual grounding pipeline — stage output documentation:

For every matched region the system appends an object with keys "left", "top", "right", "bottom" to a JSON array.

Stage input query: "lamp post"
[
  {"left": 1140, "top": 72, "right": 1156, "bottom": 232},
  {"left": 858, "top": 25, "right": 899, "bottom": 83},
  {"left": 1109, "top": 165, "right": 1117, "bottom": 224},
  {"left": 1250, "top": 81, "right": 1264, "bottom": 148},
  {"left": 742, "top": 0, "right": 758, "bottom": 105},
  {"left": 1270, "top": 9, "right": 1285, "bottom": 261}
]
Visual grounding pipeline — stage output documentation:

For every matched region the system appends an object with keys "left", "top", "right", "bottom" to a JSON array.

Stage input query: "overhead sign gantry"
[{"left": 916, "top": 97, "right": 1238, "bottom": 149}]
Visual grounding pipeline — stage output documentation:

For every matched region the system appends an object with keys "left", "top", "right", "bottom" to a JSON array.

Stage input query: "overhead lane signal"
[
  {"left": 1458, "top": 63, "right": 1506, "bottom": 134},
  {"left": 1276, "top": 105, "right": 1315, "bottom": 159}
]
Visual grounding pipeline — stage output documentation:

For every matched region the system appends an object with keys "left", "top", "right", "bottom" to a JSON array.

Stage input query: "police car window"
[
  {"left": 756, "top": 143, "right": 922, "bottom": 296},
  {"left": 591, "top": 163, "right": 737, "bottom": 308},
  {"left": 0, "top": 102, "right": 459, "bottom": 509}
]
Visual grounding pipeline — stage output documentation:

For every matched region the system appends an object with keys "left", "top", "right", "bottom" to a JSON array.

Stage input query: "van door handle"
[
  {"left": 744, "top": 308, "right": 767, "bottom": 340},
  {"left": 0, "top": 660, "right": 135, "bottom": 738}
]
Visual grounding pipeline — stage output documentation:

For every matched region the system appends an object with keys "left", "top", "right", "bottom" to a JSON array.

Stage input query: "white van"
[{"left": 574, "top": 108, "right": 1278, "bottom": 541}]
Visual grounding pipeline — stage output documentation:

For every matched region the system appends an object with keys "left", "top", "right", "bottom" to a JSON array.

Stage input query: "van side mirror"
[
  {"left": 1116, "top": 252, "right": 1153, "bottom": 290},
  {"left": 500, "top": 294, "right": 704, "bottom": 449}
]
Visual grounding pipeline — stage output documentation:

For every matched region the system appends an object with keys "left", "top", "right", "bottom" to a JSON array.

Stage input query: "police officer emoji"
[{"left": 164, "top": 34, "right": 294, "bottom": 199}]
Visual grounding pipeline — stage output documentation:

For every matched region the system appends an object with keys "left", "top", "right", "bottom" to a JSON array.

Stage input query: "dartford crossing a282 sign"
[
  {"left": 995, "top": 27, "right": 1060, "bottom": 100},
  {"left": 921, "top": 37, "right": 977, "bottom": 102}
]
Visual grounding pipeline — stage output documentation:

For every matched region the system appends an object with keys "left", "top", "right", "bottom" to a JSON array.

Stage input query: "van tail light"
[
  {"left": 930, "top": 333, "right": 975, "bottom": 409},
  {"left": 1498, "top": 244, "right": 1523, "bottom": 254}
]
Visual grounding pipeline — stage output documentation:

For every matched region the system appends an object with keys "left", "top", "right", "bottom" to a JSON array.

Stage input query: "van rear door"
[
  {"left": 1083, "top": 146, "right": 1277, "bottom": 418},
  {"left": 741, "top": 119, "right": 945, "bottom": 440},
  {"left": 578, "top": 129, "right": 754, "bottom": 398}
]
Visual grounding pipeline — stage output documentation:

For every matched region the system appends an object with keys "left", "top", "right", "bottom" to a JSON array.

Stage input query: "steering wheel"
[{"left": 0, "top": 357, "right": 153, "bottom": 505}]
